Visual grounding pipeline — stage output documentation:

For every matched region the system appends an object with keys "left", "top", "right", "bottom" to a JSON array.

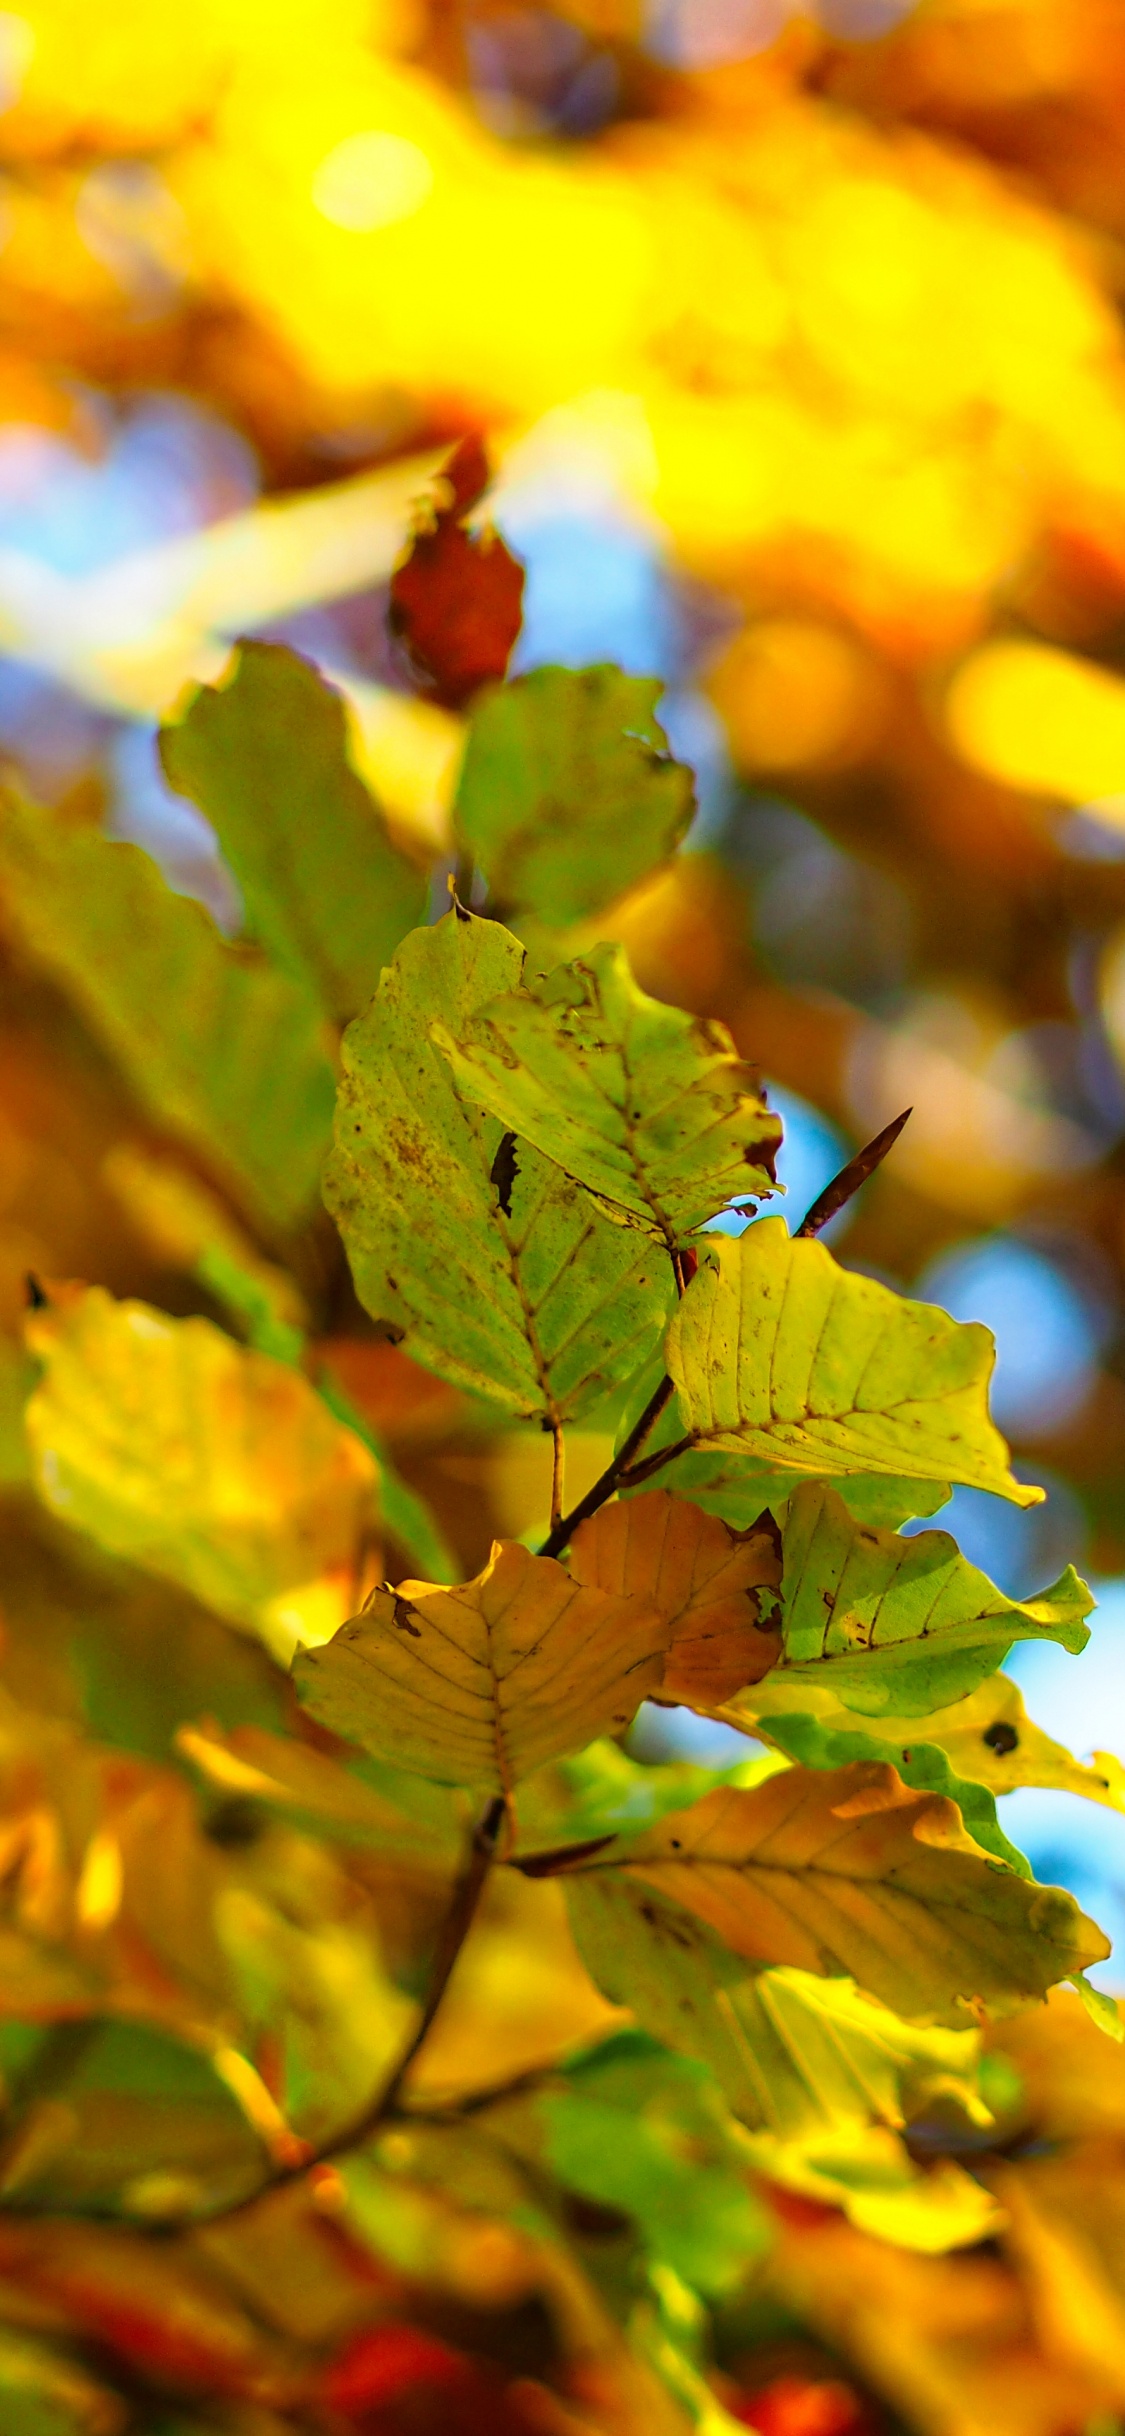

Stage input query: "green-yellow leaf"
[
  {"left": 432, "top": 937, "right": 781, "bottom": 1251},
  {"left": 160, "top": 641, "right": 426, "bottom": 1023},
  {"left": 0, "top": 789, "right": 335, "bottom": 1229},
  {"left": 765, "top": 1481, "right": 1090, "bottom": 1716},
  {"left": 738, "top": 1704, "right": 1030, "bottom": 1873},
  {"left": 750, "top": 1668, "right": 1125, "bottom": 1816},
  {"left": 324, "top": 911, "right": 669, "bottom": 1422},
  {"left": 453, "top": 665, "right": 695, "bottom": 926},
  {"left": 25, "top": 1288, "right": 377, "bottom": 1663},
  {"left": 665, "top": 1218, "right": 1037, "bottom": 1503},
  {"left": 293, "top": 1538, "right": 671, "bottom": 1792},
  {"left": 549, "top": 1761, "right": 1108, "bottom": 2023}
]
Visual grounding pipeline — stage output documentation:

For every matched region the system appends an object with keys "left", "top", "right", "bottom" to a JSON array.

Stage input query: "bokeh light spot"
[
  {"left": 312, "top": 131, "right": 434, "bottom": 234},
  {"left": 918, "top": 1234, "right": 1103, "bottom": 1438}
]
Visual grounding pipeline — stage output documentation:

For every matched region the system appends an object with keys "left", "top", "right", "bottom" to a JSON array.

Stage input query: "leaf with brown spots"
[
  {"left": 569, "top": 1488, "right": 782, "bottom": 1705},
  {"left": 389, "top": 436, "right": 525, "bottom": 709}
]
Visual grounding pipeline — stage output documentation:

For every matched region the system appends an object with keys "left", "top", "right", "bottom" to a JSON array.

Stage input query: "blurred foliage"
[{"left": 0, "top": 2, "right": 1124, "bottom": 2431}]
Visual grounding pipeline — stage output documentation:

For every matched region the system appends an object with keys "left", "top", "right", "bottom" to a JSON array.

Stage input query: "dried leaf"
[
  {"left": 570, "top": 1489, "right": 782, "bottom": 1704},
  {"left": 390, "top": 436, "right": 525, "bottom": 709}
]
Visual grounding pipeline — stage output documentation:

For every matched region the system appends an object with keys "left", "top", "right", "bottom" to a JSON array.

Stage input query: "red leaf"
[
  {"left": 390, "top": 436, "right": 525, "bottom": 708},
  {"left": 324, "top": 2324, "right": 472, "bottom": 2414},
  {"left": 729, "top": 2375, "right": 871, "bottom": 2436}
]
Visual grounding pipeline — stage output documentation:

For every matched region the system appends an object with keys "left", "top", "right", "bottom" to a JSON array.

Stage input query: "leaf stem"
[
  {"left": 549, "top": 1420, "right": 565, "bottom": 1533},
  {"left": 538, "top": 1372, "right": 677, "bottom": 1558}
]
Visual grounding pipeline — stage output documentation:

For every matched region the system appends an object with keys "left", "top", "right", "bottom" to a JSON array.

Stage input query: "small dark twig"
[
  {"left": 369, "top": 1794, "right": 507, "bottom": 2123},
  {"left": 538, "top": 1373, "right": 676, "bottom": 1559},
  {"left": 795, "top": 1108, "right": 912, "bottom": 1240},
  {"left": 196, "top": 1793, "right": 507, "bottom": 2227}
]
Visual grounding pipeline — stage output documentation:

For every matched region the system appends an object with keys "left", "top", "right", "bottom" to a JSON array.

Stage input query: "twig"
[
  {"left": 795, "top": 1108, "right": 912, "bottom": 1239},
  {"left": 197, "top": 1793, "right": 507, "bottom": 2227},
  {"left": 538, "top": 1373, "right": 676, "bottom": 1559},
  {"left": 549, "top": 1419, "right": 565, "bottom": 1534},
  {"left": 371, "top": 1793, "right": 507, "bottom": 2123}
]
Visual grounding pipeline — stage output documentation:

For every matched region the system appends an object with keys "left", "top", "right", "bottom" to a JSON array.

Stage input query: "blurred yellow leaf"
[{"left": 26, "top": 1287, "right": 377, "bottom": 1660}]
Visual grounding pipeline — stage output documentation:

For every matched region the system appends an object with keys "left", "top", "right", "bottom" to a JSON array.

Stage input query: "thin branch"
[
  {"left": 549, "top": 1420, "right": 565, "bottom": 1534},
  {"left": 538, "top": 1372, "right": 676, "bottom": 1559},
  {"left": 196, "top": 1793, "right": 506, "bottom": 2227},
  {"left": 617, "top": 1432, "right": 693, "bottom": 1491},
  {"left": 795, "top": 1108, "right": 912, "bottom": 1239}
]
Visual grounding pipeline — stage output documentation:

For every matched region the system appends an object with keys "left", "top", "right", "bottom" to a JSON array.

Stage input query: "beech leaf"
[
  {"left": 25, "top": 1288, "right": 377, "bottom": 1661},
  {"left": 767, "top": 1480, "right": 1091, "bottom": 1716},
  {"left": 0, "top": 790, "right": 334, "bottom": 1228},
  {"left": 323, "top": 911, "right": 669, "bottom": 1422},
  {"left": 569, "top": 1488, "right": 783, "bottom": 1705},
  {"left": 753, "top": 1670, "right": 1125, "bottom": 1818},
  {"left": 549, "top": 1762, "right": 1108, "bottom": 2023},
  {"left": 389, "top": 435, "right": 524, "bottom": 708},
  {"left": 432, "top": 938, "right": 781, "bottom": 1250},
  {"left": 160, "top": 641, "right": 426, "bottom": 1023},
  {"left": 293, "top": 1538, "right": 670, "bottom": 1793},
  {"left": 454, "top": 665, "right": 695, "bottom": 925},
  {"left": 665, "top": 1218, "right": 1038, "bottom": 1502}
]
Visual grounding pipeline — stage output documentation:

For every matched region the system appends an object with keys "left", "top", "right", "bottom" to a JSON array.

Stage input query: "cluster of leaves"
[{"left": 0, "top": 446, "right": 1120, "bottom": 2435}]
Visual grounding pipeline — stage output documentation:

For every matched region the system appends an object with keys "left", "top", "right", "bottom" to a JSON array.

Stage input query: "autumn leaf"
[
  {"left": 737, "top": 1702, "right": 1030, "bottom": 1875},
  {"left": 453, "top": 665, "right": 695, "bottom": 925},
  {"left": 570, "top": 1488, "right": 782, "bottom": 1704},
  {"left": 292, "top": 1538, "right": 670, "bottom": 1793},
  {"left": 432, "top": 937, "right": 781, "bottom": 1251},
  {"left": 665, "top": 1219, "right": 1038, "bottom": 1503},
  {"left": 546, "top": 1762, "right": 1108, "bottom": 2023},
  {"left": 323, "top": 911, "right": 669, "bottom": 1422},
  {"left": 25, "top": 1287, "right": 377, "bottom": 1662},
  {"left": 0, "top": 788, "right": 335, "bottom": 1229},
  {"left": 389, "top": 435, "right": 525, "bottom": 708},
  {"left": 160, "top": 640, "right": 426, "bottom": 1023}
]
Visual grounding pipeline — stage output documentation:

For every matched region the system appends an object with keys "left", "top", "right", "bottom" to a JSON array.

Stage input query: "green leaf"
[
  {"left": 293, "top": 1538, "right": 671, "bottom": 1792},
  {"left": 25, "top": 1287, "right": 378, "bottom": 1663},
  {"left": 531, "top": 2033, "right": 768, "bottom": 2295},
  {"left": 431, "top": 937, "right": 781, "bottom": 1251},
  {"left": 160, "top": 641, "right": 426, "bottom": 1023},
  {"left": 754, "top": 1708, "right": 1030, "bottom": 1874},
  {"left": 513, "top": 1737, "right": 787, "bottom": 1856},
  {"left": 0, "top": 789, "right": 334, "bottom": 1229},
  {"left": 766, "top": 1480, "right": 1090, "bottom": 1717},
  {"left": 453, "top": 665, "right": 695, "bottom": 925},
  {"left": 548, "top": 1761, "right": 1109, "bottom": 2023},
  {"left": 0, "top": 2324, "right": 128, "bottom": 2434},
  {"left": 665, "top": 1218, "right": 1038, "bottom": 1503},
  {"left": 324, "top": 911, "right": 670, "bottom": 1421}
]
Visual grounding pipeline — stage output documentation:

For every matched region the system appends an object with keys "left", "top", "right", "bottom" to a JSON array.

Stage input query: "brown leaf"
[
  {"left": 569, "top": 1489, "right": 783, "bottom": 1705},
  {"left": 389, "top": 436, "right": 525, "bottom": 709}
]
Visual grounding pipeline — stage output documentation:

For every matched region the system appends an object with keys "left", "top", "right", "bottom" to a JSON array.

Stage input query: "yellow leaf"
[
  {"left": 25, "top": 1287, "right": 377, "bottom": 1660},
  {"left": 570, "top": 1489, "right": 782, "bottom": 1705},
  {"left": 294, "top": 1538, "right": 669, "bottom": 1793},
  {"left": 558, "top": 1763, "right": 1108, "bottom": 2024}
]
